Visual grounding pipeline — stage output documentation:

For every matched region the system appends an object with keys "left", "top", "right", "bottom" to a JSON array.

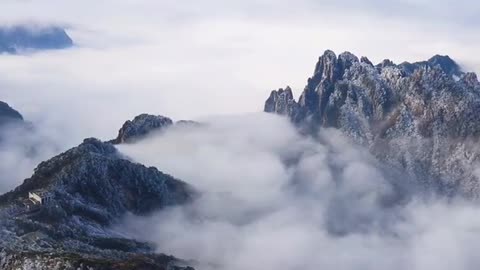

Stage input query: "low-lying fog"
[{"left": 116, "top": 113, "right": 480, "bottom": 270}]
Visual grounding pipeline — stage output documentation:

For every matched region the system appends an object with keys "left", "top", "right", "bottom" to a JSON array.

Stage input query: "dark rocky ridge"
[
  {"left": 0, "top": 138, "right": 195, "bottom": 269},
  {"left": 0, "top": 25, "right": 73, "bottom": 54},
  {"left": 0, "top": 101, "right": 23, "bottom": 126},
  {"left": 265, "top": 50, "right": 480, "bottom": 197},
  {"left": 112, "top": 114, "right": 201, "bottom": 144},
  {"left": 112, "top": 114, "right": 174, "bottom": 144}
]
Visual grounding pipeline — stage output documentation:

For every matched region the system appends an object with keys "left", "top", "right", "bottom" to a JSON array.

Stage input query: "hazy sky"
[
  {"left": 1, "top": 0, "right": 480, "bottom": 142},
  {"left": 0, "top": 0, "right": 479, "bottom": 150}
]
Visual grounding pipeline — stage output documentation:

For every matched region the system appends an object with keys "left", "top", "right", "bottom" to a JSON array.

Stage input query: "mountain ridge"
[
  {"left": 0, "top": 137, "right": 195, "bottom": 269},
  {"left": 265, "top": 50, "right": 480, "bottom": 197},
  {"left": 111, "top": 114, "right": 201, "bottom": 144}
]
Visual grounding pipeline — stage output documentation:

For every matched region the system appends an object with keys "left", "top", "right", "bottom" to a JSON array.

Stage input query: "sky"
[{"left": 1, "top": 0, "right": 480, "bottom": 142}]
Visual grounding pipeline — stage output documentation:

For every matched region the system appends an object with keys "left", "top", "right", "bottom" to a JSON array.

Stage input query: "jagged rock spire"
[
  {"left": 264, "top": 50, "right": 480, "bottom": 197},
  {"left": 264, "top": 86, "right": 296, "bottom": 115}
]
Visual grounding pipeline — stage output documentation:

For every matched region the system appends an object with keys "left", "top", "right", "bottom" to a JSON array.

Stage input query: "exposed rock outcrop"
[
  {"left": 264, "top": 50, "right": 480, "bottom": 197},
  {"left": 112, "top": 114, "right": 202, "bottom": 144},
  {"left": 112, "top": 114, "right": 173, "bottom": 144},
  {"left": 264, "top": 86, "right": 302, "bottom": 121}
]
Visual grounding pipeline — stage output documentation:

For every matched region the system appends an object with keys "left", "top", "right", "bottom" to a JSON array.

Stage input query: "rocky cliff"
[{"left": 265, "top": 50, "right": 480, "bottom": 197}]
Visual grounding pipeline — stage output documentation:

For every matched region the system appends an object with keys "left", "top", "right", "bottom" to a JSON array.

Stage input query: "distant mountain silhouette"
[{"left": 0, "top": 25, "right": 73, "bottom": 54}]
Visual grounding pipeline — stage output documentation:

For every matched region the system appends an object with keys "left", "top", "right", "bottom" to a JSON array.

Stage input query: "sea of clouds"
[{"left": 115, "top": 113, "right": 480, "bottom": 270}]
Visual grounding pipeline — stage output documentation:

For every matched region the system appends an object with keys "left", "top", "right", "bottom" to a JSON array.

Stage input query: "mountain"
[
  {"left": 112, "top": 114, "right": 173, "bottom": 144},
  {"left": 0, "top": 101, "right": 23, "bottom": 126},
  {"left": 264, "top": 50, "right": 480, "bottom": 197},
  {"left": 0, "top": 138, "right": 195, "bottom": 269},
  {"left": 112, "top": 114, "right": 201, "bottom": 144},
  {"left": 0, "top": 25, "right": 73, "bottom": 54}
]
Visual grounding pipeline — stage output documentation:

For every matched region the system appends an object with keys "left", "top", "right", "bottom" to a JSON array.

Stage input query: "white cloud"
[
  {"left": 114, "top": 113, "right": 480, "bottom": 270},
  {"left": 0, "top": 122, "right": 62, "bottom": 193}
]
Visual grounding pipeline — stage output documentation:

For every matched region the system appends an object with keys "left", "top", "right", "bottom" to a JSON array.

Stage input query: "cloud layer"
[
  {"left": 0, "top": 122, "right": 62, "bottom": 193},
  {"left": 114, "top": 113, "right": 480, "bottom": 270}
]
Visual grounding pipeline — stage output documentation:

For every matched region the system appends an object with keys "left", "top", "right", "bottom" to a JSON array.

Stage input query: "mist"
[
  {"left": 0, "top": 120, "right": 66, "bottom": 193},
  {"left": 114, "top": 113, "right": 480, "bottom": 270}
]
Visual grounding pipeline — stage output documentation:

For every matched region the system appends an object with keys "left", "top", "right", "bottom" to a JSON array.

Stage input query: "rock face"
[
  {"left": 0, "top": 101, "right": 23, "bottom": 126},
  {"left": 112, "top": 114, "right": 173, "bottom": 144},
  {"left": 0, "top": 25, "right": 73, "bottom": 54},
  {"left": 0, "top": 138, "right": 194, "bottom": 269},
  {"left": 264, "top": 50, "right": 480, "bottom": 197},
  {"left": 264, "top": 86, "right": 302, "bottom": 120}
]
